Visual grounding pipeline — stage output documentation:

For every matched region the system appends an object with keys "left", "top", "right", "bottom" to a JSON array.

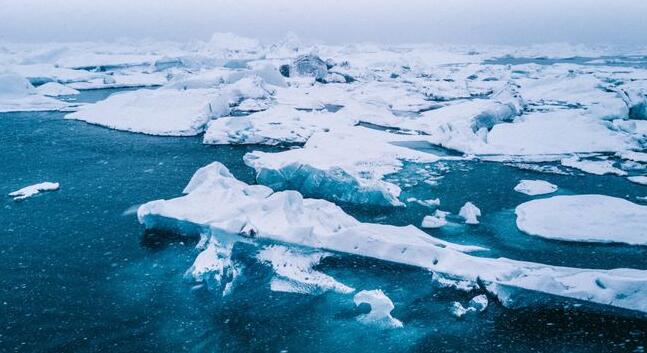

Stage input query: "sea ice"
[
  {"left": 560, "top": 157, "right": 627, "bottom": 176},
  {"left": 138, "top": 162, "right": 647, "bottom": 314},
  {"left": 9, "top": 182, "right": 59, "bottom": 201},
  {"left": 0, "top": 72, "right": 69, "bottom": 112},
  {"left": 243, "top": 126, "right": 443, "bottom": 206},
  {"left": 515, "top": 194, "right": 647, "bottom": 245},
  {"left": 35, "top": 82, "right": 80, "bottom": 97},
  {"left": 353, "top": 290, "right": 403, "bottom": 328},
  {"left": 628, "top": 176, "right": 647, "bottom": 185},
  {"left": 514, "top": 180, "right": 558, "bottom": 196}
]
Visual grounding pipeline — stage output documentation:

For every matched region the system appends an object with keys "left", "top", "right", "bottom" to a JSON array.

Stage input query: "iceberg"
[
  {"left": 514, "top": 180, "right": 558, "bottom": 196},
  {"left": 9, "top": 182, "right": 59, "bottom": 201},
  {"left": 515, "top": 195, "right": 647, "bottom": 245},
  {"left": 243, "top": 126, "right": 443, "bottom": 206},
  {"left": 138, "top": 162, "right": 647, "bottom": 315},
  {"left": 421, "top": 210, "right": 449, "bottom": 229}
]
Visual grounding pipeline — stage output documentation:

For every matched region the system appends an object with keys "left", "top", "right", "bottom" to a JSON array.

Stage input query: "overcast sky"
[{"left": 1, "top": 0, "right": 646, "bottom": 46}]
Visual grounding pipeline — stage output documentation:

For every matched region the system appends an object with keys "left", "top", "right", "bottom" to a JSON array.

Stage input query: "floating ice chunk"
[
  {"left": 66, "top": 88, "right": 231, "bottom": 136},
  {"left": 8, "top": 64, "right": 103, "bottom": 86},
  {"left": 518, "top": 74, "right": 628, "bottom": 120},
  {"left": 459, "top": 202, "right": 481, "bottom": 225},
  {"left": 515, "top": 195, "right": 647, "bottom": 245},
  {"left": 421, "top": 210, "right": 449, "bottom": 229},
  {"left": 353, "top": 290, "right": 403, "bottom": 328},
  {"left": 36, "top": 82, "right": 79, "bottom": 97},
  {"left": 514, "top": 180, "right": 558, "bottom": 196},
  {"left": 469, "top": 294, "right": 489, "bottom": 312},
  {"left": 138, "top": 163, "right": 647, "bottom": 314},
  {"left": 560, "top": 157, "right": 627, "bottom": 176},
  {"left": 628, "top": 176, "right": 647, "bottom": 185},
  {"left": 243, "top": 126, "right": 442, "bottom": 206},
  {"left": 9, "top": 182, "right": 59, "bottom": 201},
  {"left": 203, "top": 105, "right": 354, "bottom": 145},
  {"left": 451, "top": 294, "right": 488, "bottom": 318},
  {"left": 485, "top": 111, "right": 635, "bottom": 155},
  {"left": 282, "top": 54, "right": 329, "bottom": 80},
  {"left": 617, "top": 151, "right": 647, "bottom": 163},
  {"left": 400, "top": 98, "right": 520, "bottom": 153},
  {"left": 450, "top": 302, "right": 473, "bottom": 318},
  {"left": 0, "top": 72, "right": 69, "bottom": 112},
  {"left": 257, "top": 245, "right": 354, "bottom": 295}
]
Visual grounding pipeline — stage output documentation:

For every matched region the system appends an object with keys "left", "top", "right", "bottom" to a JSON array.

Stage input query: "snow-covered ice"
[
  {"left": 9, "top": 182, "right": 60, "bottom": 201},
  {"left": 516, "top": 195, "right": 647, "bottom": 245},
  {"left": 66, "top": 88, "right": 230, "bottom": 136},
  {"left": 514, "top": 180, "right": 558, "bottom": 196}
]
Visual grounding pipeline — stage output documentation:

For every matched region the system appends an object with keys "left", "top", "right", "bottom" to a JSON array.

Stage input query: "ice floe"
[
  {"left": 515, "top": 195, "right": 647, "bottom": 245},
  {"left": 0, "top": 72, "right": 69, "bottom": 112},
  {"left": 514, "top": 180, "right": 558, "bottom": 196},
  {"left": 9, "top": 182, "right": 59, "bottom": 201},
  {"left": 138, "top": 162, "right": 647, "bottom": 315}
]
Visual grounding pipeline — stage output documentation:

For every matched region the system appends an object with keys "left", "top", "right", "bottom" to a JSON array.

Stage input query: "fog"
[{"left": 1, "top": 0, "right": 646, "bottom": 45}]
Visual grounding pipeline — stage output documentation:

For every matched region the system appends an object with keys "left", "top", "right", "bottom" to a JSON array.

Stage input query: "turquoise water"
[{"left": 1, "top": 90, "right": 646, "bottom": 352}]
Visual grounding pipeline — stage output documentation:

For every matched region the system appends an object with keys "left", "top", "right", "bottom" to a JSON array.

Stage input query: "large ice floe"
[
  {"left": 516, "top": 195, "right": 647, "bottom": 246},
  {"left": 0, "top": 72, "right": 70, "bottom": 112},
  {"left": 139, "top": 162, "right": 647, "bottom": 315}
]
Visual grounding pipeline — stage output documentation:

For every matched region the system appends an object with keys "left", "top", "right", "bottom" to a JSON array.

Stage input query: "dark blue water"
[
  {"left": 1, "top": 90, "right": 646, "bottom": 352},
  {"left": 484, "top": 55, "right": 647, "bottom": 69}
]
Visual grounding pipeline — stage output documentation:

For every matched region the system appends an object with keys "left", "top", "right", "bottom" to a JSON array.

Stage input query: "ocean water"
[{"left": 1, "top": 90, "right": 646, "bottom": 352}]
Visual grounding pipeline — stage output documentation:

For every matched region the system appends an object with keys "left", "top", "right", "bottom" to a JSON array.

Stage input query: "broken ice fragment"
[
  {"left": 353, "top": 290, "right": 403, "bottom": 328},
  {"left": 9, "top": 182, "right": 59, "bottom": 201},
  {"left": 459, "top": 202, "right": 481, "bottom": 225}
]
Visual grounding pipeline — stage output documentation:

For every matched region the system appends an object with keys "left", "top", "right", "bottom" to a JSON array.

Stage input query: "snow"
[
  {"left": 138, "top": 162, "right": 647, "bottom": 314},
  {"left": 353, "top": 290, "right": 403, "bottom": 328},
  {"left": 628, "top": 176, "right": 647, "bottom": 185},
  {"left": 514, "top": 180, "right": 558, "bottom": 196},
  {"left": 515, "top": 195, "right": 647, "bottom": 245},
  {"left": 459, "top": 202, "right": 481, "bottom": 225},
  {"left": 66, "top": 88, "right": 231, "bottom": 136},
  {"left": 9, "top": 182, "right": 59, "bottom": 201}
]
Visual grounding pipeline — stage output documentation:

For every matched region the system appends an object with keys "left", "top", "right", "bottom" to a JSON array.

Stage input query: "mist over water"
[{"left": 1, "top": 0, "right": 647, "bottom": 45}]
